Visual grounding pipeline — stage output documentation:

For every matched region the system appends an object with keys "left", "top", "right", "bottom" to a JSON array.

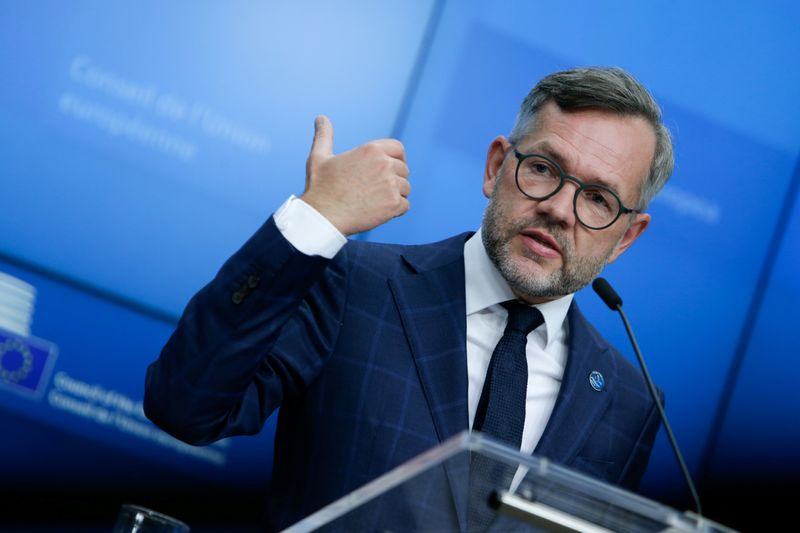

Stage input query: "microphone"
[{"left": 591, "top": 278, "right": 702, "bottom": 517}]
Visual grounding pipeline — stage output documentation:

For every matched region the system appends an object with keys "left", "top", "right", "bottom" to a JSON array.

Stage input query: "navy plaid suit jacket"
[{"left": 145, "top": 216, "right": 662, "bottom": 531}]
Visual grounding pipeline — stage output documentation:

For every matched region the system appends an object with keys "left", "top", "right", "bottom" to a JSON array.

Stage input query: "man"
[{"left": 144, "top": 67, "right": 672, "bottom": 531}]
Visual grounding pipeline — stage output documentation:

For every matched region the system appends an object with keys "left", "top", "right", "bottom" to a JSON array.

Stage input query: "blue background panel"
[
  {"left": 0, "top": 0, "right": 436, "bottom": 316},
  {"left": 0, "top": 257, "right": 277, "bottom": 486},
  {"left": 708, "top": 159, "right": 800, "bottom": 478}
]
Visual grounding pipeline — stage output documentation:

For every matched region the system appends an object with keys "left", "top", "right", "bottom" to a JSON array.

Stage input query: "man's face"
[{"left": 481, "top": 101, "right": 656, "bottom": 304}]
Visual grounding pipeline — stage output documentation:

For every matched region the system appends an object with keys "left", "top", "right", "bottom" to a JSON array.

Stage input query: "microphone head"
[{"left": 592, "top": 278, "right": 623, "bottom": 310}]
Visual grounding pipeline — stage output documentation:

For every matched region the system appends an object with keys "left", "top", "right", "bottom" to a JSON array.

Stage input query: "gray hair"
[{"left": 509, "top": 67, "right": 673, "bottom": 210}]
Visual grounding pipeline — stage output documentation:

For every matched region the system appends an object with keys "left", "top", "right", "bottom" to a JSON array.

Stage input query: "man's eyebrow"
[{"left": 531, "top": 141, "right": 570, "bottom": 168}]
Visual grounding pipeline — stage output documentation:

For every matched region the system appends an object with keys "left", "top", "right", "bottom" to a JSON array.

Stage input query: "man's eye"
[
  {"left": 585, "top": 189, "right": 611, "bottom": 208},
  {"left": 528, "top": 160, "right": 557, "bottom": 177}
]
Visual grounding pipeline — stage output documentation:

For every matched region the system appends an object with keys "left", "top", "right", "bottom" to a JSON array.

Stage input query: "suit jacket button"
[
  {"left": 247, "top": 274, "right": 261, "bottom": 289},
  {"left": 231, "top": 291, "right": 244, "bottom": 305}
]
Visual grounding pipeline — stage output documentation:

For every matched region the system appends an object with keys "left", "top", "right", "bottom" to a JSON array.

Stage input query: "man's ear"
[
  {"left": 483, "top": 136, "right": 511, "bottom": 198},
  {"left": 608, "top": 213, "right": 650, "bottom": 264}
]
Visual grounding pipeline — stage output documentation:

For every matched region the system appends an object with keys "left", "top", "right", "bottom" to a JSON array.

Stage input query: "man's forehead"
[{"left": 531, "top": 102, "right": 652, "bottom": 144}]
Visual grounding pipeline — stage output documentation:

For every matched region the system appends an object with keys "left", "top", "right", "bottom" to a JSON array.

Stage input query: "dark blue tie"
[
  {"left": 473, "top": 300, "right": 544, "bottom": 447},
  {"left": 469, "top": 301, "right": 544, "bottom": 532}
]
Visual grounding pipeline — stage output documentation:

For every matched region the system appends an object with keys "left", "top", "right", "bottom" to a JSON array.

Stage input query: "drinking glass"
[{"left": 112, "top": 504, "right": 190, "bottom": 533}]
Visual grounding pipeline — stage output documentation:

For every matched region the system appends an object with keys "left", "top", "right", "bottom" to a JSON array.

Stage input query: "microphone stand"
[{"left": 592, "top": 278, "right": 702, "bottom": 518}]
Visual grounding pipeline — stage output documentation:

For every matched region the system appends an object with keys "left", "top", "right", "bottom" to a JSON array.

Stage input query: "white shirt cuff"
[{"left": 273, "top": 195, "right": 346, "bottom": 259}]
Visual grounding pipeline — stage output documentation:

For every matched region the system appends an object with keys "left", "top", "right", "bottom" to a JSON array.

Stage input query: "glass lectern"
[{"left": 282, "top": 431, "right": 736, "bottom": 532}]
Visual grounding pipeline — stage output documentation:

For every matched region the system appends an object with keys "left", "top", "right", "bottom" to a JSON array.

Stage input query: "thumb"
[{"left": 309, "top": 115, "right": 334, "bottom": 159}]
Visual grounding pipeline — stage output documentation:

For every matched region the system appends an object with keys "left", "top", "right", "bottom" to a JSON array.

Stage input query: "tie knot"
[{"left": 502, "top": 300, "right": 544, "bottom": 335}]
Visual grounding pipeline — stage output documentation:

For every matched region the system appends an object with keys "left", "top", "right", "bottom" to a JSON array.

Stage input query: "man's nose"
[{"left": 534, "top": 182, "right": 577, "bottom": 227}]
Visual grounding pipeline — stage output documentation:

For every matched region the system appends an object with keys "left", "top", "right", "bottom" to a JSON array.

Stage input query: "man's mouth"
[{"left": 520, "top": 229, "right": 562, "bottom": 259}]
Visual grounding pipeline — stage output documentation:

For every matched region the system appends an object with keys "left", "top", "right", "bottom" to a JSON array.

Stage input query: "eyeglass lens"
[{"left": 516, "top": 155, "right": 621, "bottom": 229}]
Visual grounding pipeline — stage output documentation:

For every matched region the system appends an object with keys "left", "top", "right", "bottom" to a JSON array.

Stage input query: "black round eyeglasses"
[{"left": 513, "top": 149, "right": 641, "bottom": 230}]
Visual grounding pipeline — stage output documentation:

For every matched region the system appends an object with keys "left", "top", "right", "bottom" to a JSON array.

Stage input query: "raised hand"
[{"left": 300, "top": 116, "right": 411, "bottom": 236}]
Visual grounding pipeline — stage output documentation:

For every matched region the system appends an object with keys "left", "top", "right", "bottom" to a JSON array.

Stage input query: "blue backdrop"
[{"left": 1, "top": 1, "right": 797, "bottom": 531}]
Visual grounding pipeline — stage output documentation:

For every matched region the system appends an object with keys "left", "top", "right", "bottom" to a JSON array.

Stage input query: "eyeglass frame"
[{"left": 512, "top": 149, "right": 642, "bottom": 230}]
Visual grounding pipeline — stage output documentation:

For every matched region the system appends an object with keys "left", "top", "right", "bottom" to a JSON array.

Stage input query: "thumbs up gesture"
[{"left": 301, "top": 116, "right": 411, "bottom": 236}]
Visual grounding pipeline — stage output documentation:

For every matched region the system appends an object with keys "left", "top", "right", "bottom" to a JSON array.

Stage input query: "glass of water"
[{"left": 112, "top": 504, "right": 190, "bottom": 533}]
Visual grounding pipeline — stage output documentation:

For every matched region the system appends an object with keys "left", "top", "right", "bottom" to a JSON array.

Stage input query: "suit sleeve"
[{"left": 143, "top": 216, "right": 347, "bottom": 445}]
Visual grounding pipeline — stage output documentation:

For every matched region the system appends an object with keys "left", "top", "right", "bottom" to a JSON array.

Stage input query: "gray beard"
[{"left": 481, "top": 193, "right": 613, "bottom": 299}]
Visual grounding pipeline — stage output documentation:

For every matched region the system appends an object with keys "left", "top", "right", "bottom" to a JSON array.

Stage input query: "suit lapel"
[
  {"left": 388, "top": 240, "right": 470, "bottom": 443},
  {"left": 388, "top": 234, "right": 471, "bottom": 531},
  {"left": 534, "top": 302, "right": 616, "bottom": 465}
]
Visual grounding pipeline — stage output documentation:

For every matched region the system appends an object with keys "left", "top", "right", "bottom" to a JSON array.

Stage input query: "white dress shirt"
[
  {"left": 463, "top": 229, "right": 571, "bottom": 456},
  {"left": 274, "top": 195, "right": 572, "bottom": 455}
]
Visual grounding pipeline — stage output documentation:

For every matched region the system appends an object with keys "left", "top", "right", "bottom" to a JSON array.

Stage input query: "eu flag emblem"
[{"left": 0, "top": 329, "right": 58, "bottom": 398}]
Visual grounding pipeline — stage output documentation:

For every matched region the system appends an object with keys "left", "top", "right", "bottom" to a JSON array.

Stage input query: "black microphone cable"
[{"left": 592, "top": 277, "right": 702, "bottom": 517}]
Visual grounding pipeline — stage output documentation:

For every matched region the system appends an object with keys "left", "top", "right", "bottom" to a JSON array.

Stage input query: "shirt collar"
[{"left": 464, "top": 228, "right": 573, "bottom": 349}]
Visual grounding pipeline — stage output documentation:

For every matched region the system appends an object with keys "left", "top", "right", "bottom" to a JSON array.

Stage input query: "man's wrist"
[{"left": 273, "top": 195, "right": 346, "bottom": 259}]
